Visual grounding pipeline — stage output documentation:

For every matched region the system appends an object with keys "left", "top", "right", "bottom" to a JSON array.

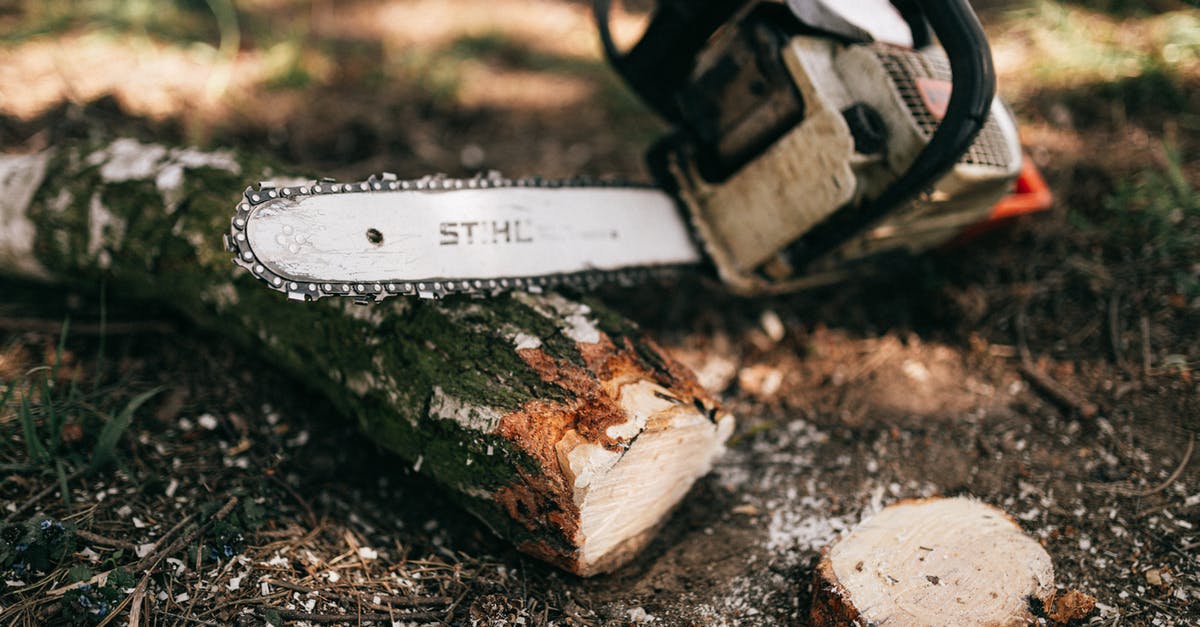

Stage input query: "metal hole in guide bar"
[{"left": 366, "top": 228, "right": 384, "bottom": 245}]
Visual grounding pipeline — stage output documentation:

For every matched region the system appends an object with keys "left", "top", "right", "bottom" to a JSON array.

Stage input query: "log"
[
  {"left": 0, "top": 139, "right": 734, "bottom": 576},
  {"left": 811, "top": 497, "right": 1095, "bottom": 625}
]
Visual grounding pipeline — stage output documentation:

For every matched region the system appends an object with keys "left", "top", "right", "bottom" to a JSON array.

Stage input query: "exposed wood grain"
[{"left": 811, "top": 497, "right": 1077, "bottom": 626}]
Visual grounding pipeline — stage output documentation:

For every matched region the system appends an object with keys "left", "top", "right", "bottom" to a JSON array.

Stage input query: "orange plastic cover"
[
  {"left": 951, "top": 155, "right": 1053, "bottom": 244},
  {"left": 988, "top": 156, "right": 1053, "bottom": 221}
]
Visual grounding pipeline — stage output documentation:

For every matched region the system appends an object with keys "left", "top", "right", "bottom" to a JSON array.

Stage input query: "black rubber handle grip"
[{"left": 594, "top": 0, "right": 747, "bottom": 123}]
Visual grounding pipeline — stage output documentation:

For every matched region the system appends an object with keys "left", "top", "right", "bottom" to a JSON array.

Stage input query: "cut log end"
[
  {"left": 811, "top": 497, "right": 1092, "bottom": 626},
  {"left": 562, "top": 388, "right": 734, "bottom": 576}
]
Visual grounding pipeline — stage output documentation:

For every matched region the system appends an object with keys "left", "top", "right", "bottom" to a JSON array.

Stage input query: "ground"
[{"left": 1, "top": 0, "right": 1198, "bottom": 624}]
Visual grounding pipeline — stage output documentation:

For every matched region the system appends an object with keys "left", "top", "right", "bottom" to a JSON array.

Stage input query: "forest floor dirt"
[{"left": 1, "top": 0, "right": 1198, "bottom": 624}]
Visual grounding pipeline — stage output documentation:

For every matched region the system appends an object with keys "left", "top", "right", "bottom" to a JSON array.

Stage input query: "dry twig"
[
  {"left": 1140, "top": 315, "right": 1153, "bottom": 374},
  {"left": 125, "top": 574, "right": 150, "bottom": 627},
  {"left": 1108, "top": 291, "right": 1124, "bottom": 367},
  {"left": 1017, "top": 362, "right": 1100, "bottom": 419},
  {"left": 1093, "top": 434, "right": 1195, "bottom": 497},
  {"left": 74, "top": 528, "right": 140, "bottom": 552},
  {"left": 1013, "top": 299, "right": 1099, "bottom": 418}
]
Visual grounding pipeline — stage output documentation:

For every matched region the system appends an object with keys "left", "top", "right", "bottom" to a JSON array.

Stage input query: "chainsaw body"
[{"left": 603, "top": 0, "right": 1026, "bottom": 294}]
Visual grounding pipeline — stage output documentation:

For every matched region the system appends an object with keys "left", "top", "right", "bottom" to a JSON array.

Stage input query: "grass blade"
[
  {"left": 42, "top": 377, "right": 61, "bottom": 455},
  {"left": 90, "top": 386, "right": 164, "bottom": 472},
  {"left": 55, "top": 458, "right": 72, "bottom": 511},
  {"left": 20, "top": 386, "right": 49, "bottom": 463},
  {"left": 50, "top": 315, "right": 69, "bottom": 385},
  {"left": 0, "top": 379, "right": 17, "bottom": 453},
  {"left": 95, "top": 281, "right": 107, "bottom": 391}
]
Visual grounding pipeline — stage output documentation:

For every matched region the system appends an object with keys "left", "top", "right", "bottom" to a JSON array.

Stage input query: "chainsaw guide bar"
[{"left": 226, "top": 173, "right": 702, "bottom": 302}]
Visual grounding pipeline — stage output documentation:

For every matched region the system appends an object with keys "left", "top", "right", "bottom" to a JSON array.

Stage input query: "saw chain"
[{"left": 225, "top": 172, "right": 696, "bottom": 302}]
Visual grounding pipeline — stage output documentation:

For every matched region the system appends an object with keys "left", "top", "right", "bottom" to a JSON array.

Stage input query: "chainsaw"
[{"left": 226, "top": 0, "right": 1050, "bottom": 302}]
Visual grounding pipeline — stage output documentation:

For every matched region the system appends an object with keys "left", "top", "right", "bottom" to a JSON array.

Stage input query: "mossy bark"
[{"left": 0, "top": 140, "right": 731, "bottom": 575}]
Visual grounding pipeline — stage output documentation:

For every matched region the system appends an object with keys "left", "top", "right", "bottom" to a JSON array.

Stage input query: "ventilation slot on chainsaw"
[{"left": 875, "top": 46, "right": 1013, "bottom": 171}]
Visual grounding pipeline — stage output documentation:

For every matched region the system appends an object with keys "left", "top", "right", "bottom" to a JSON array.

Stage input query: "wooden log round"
[
  {"left": 0, "top": 140, "right": 734, "bottom": 575},
  {"left": 810, "top": 497, "right": 1068, "bottom": 626}
]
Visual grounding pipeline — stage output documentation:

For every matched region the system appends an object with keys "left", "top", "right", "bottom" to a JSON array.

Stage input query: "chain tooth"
[{"left": 415, "top": 281, "right": 437, "bottom": 299}]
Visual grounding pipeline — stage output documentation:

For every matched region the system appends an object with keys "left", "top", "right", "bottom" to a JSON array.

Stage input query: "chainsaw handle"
[
  {"left": 787, "top": 0, "right": 997, "bottom": 269},
  {"left": 889, "top": 0, "right": 933, "bottom": 49},
  {"left": 901, "top": 0, "right": 997, "bottom": 189},
  {"left": 594, "top": 0, "right": 746, "bottom": 123}
]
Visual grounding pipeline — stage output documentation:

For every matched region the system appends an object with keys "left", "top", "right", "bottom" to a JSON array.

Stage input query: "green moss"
[
  {"left": 28, "top": 151, "right": 93, "bottom": 274},
  {"left": 580, "top": 293, "right": 641, "bottom": 340},
  {"left": 419, "top": 423, "right": 517, "bottom": 491},
  {"left": 98, "top": 179, "right": 164, "bottom": 274}
]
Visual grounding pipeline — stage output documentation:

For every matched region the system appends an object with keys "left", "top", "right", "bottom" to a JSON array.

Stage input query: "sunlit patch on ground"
[
  {"left": 0, "top": 32, "right": 253, "bottom": 121},
  {"left": 454, "top": 66, "right": 596, "bottom": 109},
  {"left": 331, "top": 0, "right": 612, "bottom": 61}
]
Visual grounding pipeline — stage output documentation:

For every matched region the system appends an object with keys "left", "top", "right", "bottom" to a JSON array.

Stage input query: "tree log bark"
[
  {"left": 810, "top": 497, "right": 1095, "bottom": 625},
  {"left": 0, "top": 140, "right": 734, "bottom": 576}
]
